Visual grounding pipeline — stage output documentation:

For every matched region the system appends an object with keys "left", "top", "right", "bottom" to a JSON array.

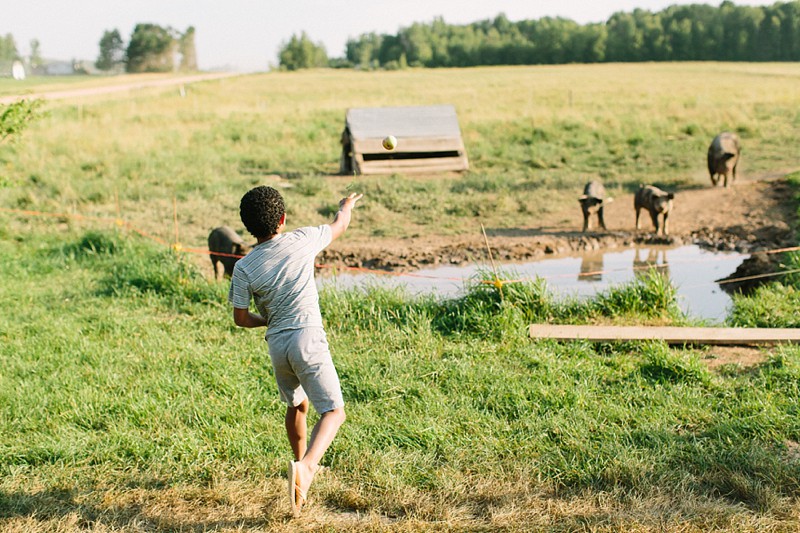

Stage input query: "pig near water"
[
  {"left": 634, "top": 185, "right": 674, "bottom": 236},
  {"left": 707, "top": 132, "right": 741, "bottom": 188},
  {"left": 578, "top": 180, "right": 612, "bottom": 232},
  {"left": 208, "top": 226, "right": 251, "bottom": 279}
]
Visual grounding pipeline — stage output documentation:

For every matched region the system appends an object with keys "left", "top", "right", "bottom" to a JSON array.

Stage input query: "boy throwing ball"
[{"left": 229, "top": 186, "right": 363, "bottom": 517}]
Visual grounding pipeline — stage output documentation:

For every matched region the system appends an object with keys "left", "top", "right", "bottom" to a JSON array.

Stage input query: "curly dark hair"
[{"left": 239, "top": 186, "right": 285, "bottom": 238}]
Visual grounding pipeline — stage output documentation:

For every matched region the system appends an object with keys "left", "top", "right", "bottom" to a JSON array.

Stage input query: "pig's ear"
[
  {"left": 578, "top": 195, "right": 588, "bottom": 202},
  {"left": 667, "top": 193, "right": 675, "bottom": 200}
]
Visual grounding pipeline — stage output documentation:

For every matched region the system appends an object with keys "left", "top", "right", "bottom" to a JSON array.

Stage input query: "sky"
[{"left": 4, "top": 0, "right": 779, "bottom": 72}]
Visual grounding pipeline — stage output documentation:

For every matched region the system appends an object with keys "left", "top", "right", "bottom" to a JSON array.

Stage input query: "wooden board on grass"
[{"left": 529, "top": 324, "right": 800, "bottom": 345}]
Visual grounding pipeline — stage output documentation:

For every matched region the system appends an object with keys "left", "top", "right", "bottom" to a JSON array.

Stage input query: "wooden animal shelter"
[{"left": 340, "top": 105, "right": 470, "bottom": 175}]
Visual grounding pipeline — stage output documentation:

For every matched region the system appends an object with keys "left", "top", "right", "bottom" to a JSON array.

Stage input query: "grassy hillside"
[{"left": 2, "top": 63, "right": 799, "bottom": 249}]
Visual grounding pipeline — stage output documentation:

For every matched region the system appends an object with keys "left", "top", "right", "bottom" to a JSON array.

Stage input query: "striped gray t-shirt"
[{"left": 228, "top": 225, "right": 332, "bottom": 335}]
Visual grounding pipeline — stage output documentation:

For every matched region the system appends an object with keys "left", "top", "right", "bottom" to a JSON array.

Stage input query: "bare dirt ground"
[{"left": 321, "top": 171, "right": 798, "bottom": 272}]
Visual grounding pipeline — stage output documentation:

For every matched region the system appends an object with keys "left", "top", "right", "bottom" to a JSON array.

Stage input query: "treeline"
[
  {"left": 0, "top": 25, "right": 196, "bottom": 76},
  {"left": 0, "top": 35, "right": 43, "bottom": 69},
  {"left": 279, "top": 1, "right": 800, "bottom": 70},
  {"left": 96, "top": 24, "right": 197, "bottom": 73}
]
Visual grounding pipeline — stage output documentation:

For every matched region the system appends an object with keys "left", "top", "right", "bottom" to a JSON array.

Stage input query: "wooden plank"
[
  {"left": 359, "top": 157, "right": 468, "bottom": 170},
  {"left": 528, "top": 324, "right": 800, "bottom": 345},
  {"left": 354, "top": 136, "right": 465, "bottom": 154},
  {"left": 357, "top": 157, "right": 469, "bottom": 175}
]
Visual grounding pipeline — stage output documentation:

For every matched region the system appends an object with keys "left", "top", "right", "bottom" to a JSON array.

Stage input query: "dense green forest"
[{"left": 280, "top": 1, "right": 800, "bottom": 70}]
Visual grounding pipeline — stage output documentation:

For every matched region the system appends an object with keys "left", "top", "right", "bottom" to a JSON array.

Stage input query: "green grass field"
[
  {"left": 1, "top": 64, "right": 800, "bottom": 531},
  {"left": 2, "top": 63, "right": 799, "bottom": 245}
]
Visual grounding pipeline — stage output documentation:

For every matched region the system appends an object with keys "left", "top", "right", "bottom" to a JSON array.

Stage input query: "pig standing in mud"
[
  {"left": 208, "top": 226, "right": 252, "bottom": 279},
  {"left": 635, "top": 185, "right": 674, "bottom": 236},
  {"left": 707, "top": 132, "right": 741, "bottom": 188},
  {"left": 578, "top": 180, "right": 612, "bottom": 232}
]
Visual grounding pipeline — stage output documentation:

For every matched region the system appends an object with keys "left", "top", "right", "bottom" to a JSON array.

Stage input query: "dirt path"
[
  {"left": 321, "top": 171, "right": 798, "bottom": 271},
  {"left": 0, "top": 72, "right": 241, "bottom": 105}
]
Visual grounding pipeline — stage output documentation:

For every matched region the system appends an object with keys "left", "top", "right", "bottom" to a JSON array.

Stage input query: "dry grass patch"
[
  {"left": 2, "top": 476, "right": 799, "bottom": 532},
  {"left": 700, "top": 346, "right": 770, "bottom": 371}
]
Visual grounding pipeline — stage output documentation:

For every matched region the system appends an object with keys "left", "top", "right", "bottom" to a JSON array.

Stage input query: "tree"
[
  {"left": 278, "top": 32, "right": 328, "bottom": 70},
  {"left": 400, "top": 23, "right": 433, "bottom": 66},
  {"left": 0, "top": 33, "right": 19, "bottom": 62},
  {"left": 95, "top": 29, "right": 125, "bottom": 71},
  {"left": 346, "top": 33, "right": 383, "bottom": 68},
  {"left": 776, "top": 1, "right": 800, "bottom": 59},
  {"left": 756, "top": 12, "right": 783, "bottom": 60},
  {"left": 606, "top": 12, "right": 645, "bottom": 61},
  {"left": 632, "top": 10, "right": 666, "bottom": 61},
  {"left": 126, "top": 24, "right": 177, "bottom": 73},
  {"left": 179, "top": 26, "right": 198, "bottom": 71},
  {"left": 720, "top": 3, "right": 764, "bottom": 60},
  {"left": 665, "top": 17, "right": 693, "bottom": 60},
  {"left": 377, "top": 34, "right": 404, "bottom": 65},
  {"left": 570, "top": 23, "right": 607, "bottom": 63},
  {"left": 29, "top": 39, "right": 42, "bottom": 70}
]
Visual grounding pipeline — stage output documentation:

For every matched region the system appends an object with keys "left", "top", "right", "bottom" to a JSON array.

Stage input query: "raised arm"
[{"left": 329, "top": 192, "right": 363, "bottom": 241}]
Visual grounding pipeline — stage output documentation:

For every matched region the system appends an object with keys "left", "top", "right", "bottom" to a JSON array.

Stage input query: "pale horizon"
[{"left": 3, "top": 0, "right": 780, "bottom": 72}]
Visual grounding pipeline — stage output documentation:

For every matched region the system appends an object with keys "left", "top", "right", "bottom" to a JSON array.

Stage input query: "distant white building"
[{"left": 11, "top": 60, "right": 25, "bottom": 80}]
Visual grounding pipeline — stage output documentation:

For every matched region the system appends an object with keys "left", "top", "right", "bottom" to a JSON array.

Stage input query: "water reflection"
[
  {"left": 579, "top": 252, "right": 604, "bottom": 282},
  {"left": 633, "top": 247, "right": 670, "bottom": 280},
  {"left": 318, "top": 245, "right": 749, "bottom": 322}
]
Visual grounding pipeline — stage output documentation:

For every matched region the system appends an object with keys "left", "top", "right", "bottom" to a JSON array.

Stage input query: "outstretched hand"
[
  {"left": 330, "top": 193, "right": 363, "bottom": 241},
  {"left": 339, "top": 193, "right": 363, "bottom": 211}
]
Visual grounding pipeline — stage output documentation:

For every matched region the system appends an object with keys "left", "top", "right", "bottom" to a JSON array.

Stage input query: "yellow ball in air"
[{"left": 382, "top": 135, "right": 397, "bottom": 150}]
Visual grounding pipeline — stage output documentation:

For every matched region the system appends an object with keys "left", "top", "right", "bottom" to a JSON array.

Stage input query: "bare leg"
[
  {"left": 295, "top": 407, "right": 346, "bottom": 499},
  {"left": 286, "top": 399, "right": 309, "bottom": 461}
]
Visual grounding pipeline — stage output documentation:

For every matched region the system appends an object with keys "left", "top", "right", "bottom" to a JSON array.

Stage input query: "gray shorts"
[{"left": 266, "top": 327, "right": 344, "bottom": 414}]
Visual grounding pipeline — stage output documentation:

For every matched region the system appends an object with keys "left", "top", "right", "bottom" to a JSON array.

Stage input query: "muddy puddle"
[{"left": 318, "top": 245, "right": 749, "bottom": 322}]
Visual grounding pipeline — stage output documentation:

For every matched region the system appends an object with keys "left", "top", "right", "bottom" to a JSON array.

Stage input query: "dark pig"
[
  {"left": 707, "top": 132, "right": 741, "bottom": 188},
  {"left": 634, "top": 185, "right": 674, "bottom": 236},
  {"left": 578, "top": 180, "right": 613, "bottom": 232},
  {"left": 208, "top": 226, "right": 252, "bottom": 279}
]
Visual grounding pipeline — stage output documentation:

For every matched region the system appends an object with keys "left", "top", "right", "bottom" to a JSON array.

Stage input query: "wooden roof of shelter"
[{"left": 341, "top": 105, "right": 469, "bottom": 175}]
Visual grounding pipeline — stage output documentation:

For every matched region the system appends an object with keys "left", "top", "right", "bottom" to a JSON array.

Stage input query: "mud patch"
[
  {"left": 321, "top": 176, "right": 798, "bottom": 274},
  {"left": 717, "top": 253, "right": 785, "bottom": 295}
]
